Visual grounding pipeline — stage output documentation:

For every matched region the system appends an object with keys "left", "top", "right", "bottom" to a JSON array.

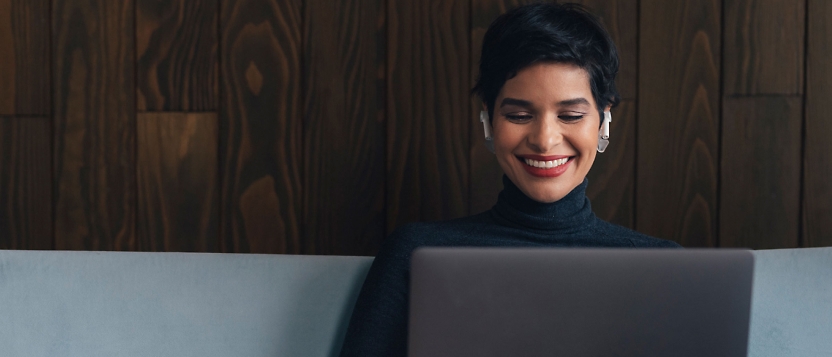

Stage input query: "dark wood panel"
[
  {"left": 137, "top": 113, "right": 218, "bottom": 252},
  {"left": 0, "top": 0, "right": 50, "bottom": 115},
  {"left": 220, "top": 0, "right": 303, "bottom": 253},
  {"left": 303, "top": 0, "right": 386, "bottom": 255},
  {"left": 387, "top": 0, "right": 470, "bottom": 233},
  {"left": 723, "top": 0, "right": 804, "bottom": 95},
  {"left": 587, "top": 100, "right": 635, "bottom": 228},
  {"left": 468, "top": 0, "right": 637, "bottom": 215},
  {"left": 136, "top": 0, "right": 218, "bottom": 111},
  {"left": 720, "top": 97, "right": 801, "bottom": 249},
  {"left": 637, "top": 0, "right": 720, "bottom": 247},
  {"left": 804, "top": 0, "right": 832, "bottom": 247},
  {"left": 53, "top": 0, "right": 136, "bottom": 250},
  {"left": 0, "top": 117, "right": 51, "bottom": 249}
]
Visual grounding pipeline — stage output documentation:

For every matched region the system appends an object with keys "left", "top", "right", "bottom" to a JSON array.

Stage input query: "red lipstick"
[{"left": 517, "top": 155, "right": 573, "bottom": 178}]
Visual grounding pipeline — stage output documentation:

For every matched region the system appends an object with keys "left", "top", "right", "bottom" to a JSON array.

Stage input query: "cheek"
[
  {"left": 575, "top": 121, "right": 600, "bottom": 151},
  {"left": 492, "top": 122, "right": 523, "bottom": 150},
  {"left": 580, "top": 127, "right": 599, "bottom": 150}
]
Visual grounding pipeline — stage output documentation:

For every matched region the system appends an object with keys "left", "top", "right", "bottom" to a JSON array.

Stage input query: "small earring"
[
  {"left": 480, "top": 110, "right": 495, "bottom": 153},
  {"left": 597, "top": 111, "right": 611, "bottom": 153}
]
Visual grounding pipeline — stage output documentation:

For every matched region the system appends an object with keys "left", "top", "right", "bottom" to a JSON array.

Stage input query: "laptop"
[{"left": 409, "top": 248, "right": 754, "bottom": 357}]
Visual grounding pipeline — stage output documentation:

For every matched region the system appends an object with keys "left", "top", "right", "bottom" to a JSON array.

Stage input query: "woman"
[{"left": 339, "top": 3, "right": 680, "bottom": 356}]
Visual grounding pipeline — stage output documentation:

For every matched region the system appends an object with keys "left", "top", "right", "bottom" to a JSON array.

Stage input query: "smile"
[
  {"left": 523, "top": 158, "right": 568, "bottom": 169},
  {"left": 518, "top": 155, "right": 573, "bottom": 178}
]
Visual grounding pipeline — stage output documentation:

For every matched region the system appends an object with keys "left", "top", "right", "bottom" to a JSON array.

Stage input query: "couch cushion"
[
  {"left": 0, "top": 250, "right": 373, "bottom": 357},
  {"left": 3, "top": 248, "right": 830, "bottom": 356},
  {"left": 749, "top": 247, "right": 832, "bottom": 357}
]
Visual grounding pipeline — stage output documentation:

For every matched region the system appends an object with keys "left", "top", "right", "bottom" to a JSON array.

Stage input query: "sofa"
[{"left": 0, "top": 248, "right": 829, "bottom": 357}]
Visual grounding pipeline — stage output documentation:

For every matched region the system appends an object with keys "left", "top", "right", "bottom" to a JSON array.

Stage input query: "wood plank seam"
[{"left": 798, "top": 0, "right": 809, "bottom": 248}]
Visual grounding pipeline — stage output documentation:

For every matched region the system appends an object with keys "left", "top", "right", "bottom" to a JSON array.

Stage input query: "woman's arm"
[{"left": 339, "top": 230, "right": 414, "bottom": 357}]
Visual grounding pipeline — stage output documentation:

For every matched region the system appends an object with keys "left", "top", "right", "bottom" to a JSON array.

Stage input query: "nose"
[{"left": 526, "top": 115, "right": 562, "bottom": 152}]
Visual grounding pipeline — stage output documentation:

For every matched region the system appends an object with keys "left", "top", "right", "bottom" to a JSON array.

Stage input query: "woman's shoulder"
[
  {"left": 386, "top": 211, "right": 495, "bottom": 249},
  {"left": 591, "top": 218, "right": 682, "bottom": 248},
  {"left": 391, "top": 212, "right": 491, "bottom": 240}
]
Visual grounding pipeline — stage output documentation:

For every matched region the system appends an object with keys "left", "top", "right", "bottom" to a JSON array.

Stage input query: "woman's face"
[{"left": 490, "top": 62, "right": 604, "bottom": 203}]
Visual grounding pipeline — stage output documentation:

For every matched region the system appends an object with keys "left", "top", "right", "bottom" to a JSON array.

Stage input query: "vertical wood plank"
[
  {"left": 587, "top": 100, "right": 635, "bottom": 227},
  {"left": 0, "top": 0, "right": 50, "bottom": 115},
  {"left": 53, "top": 0, "right": 136, "bottom": 250},
  {"left": 723, "top": 0, "right": 804, "bottom": 95},
  {"left": 804, "top": 0, "right": 832, "bottom": 247},
  {"left": 137, "top": 113, "right": 219, "bottom": 252},
  {"left": 220, "top": 0, "right": 303, "bottom": 253},
  {"left": 387, "top": 0, "right": 470, "bottom": 232},
  {"left": 638, "top": 1, "right": 720, "bottom": 247},
  {"left": 0, "top": 117, "right": 52, "bottom": 249},
  {"left": 720, "top": 97, "right": 801, "bottom": 248},
  {"left": 303, "top": 0, "right": 386, "bottom": 255},
  {"left": 469, "top": 0, "right": 638, "bottom": 227},
  {"left": 136, "top": 0, "right": 218, "bottom": 111}
]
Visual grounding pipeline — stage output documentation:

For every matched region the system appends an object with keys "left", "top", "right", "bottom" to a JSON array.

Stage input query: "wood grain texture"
[
  {"left": 137, "top": 113, "right": 218, "bottom": 252},
  {"left": 804, "top": 0, "right": 832, "bottom": 247},
  {"left": 387, "top": 0, "right": 470, "bottom": 233},
  {"left": 587, "top": 100, "right": 635, "bottom": 227},
  {"left": 720, "top": 97, "right": 801, "bottom": 249},
  {"left": 220, "top": 0, "right": 303, "bottom": 253},
  {"left": 0, "top": 0, "right": 50, "bottom": 115},
  {"left": 303, "top": 0, "right": 386, "bottom": 255},
  {"left": 53, "top": 0, "right": 136, "bottom": 250},
  {"left": 637, "top": 0, "right": 720, "bottom": 247},
  {"left": 469, "top": 0, "right": 637, "bottom": 216},
  {"left": 0, "top": 117, "right": 51, "bottom": 249},
  {"left": 723, "top": 0, "right": 804, "bottom": 95},
  {"left": 136, "top": 0, "right": 218, "bottom": 111}
]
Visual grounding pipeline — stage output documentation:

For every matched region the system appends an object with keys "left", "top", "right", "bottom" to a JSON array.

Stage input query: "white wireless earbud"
[
  {"left": 480, "top": 110, "right": 495, "bottom": 153},
  {"left": 597, "top": 111, "right": 611, "bottom": 153}
]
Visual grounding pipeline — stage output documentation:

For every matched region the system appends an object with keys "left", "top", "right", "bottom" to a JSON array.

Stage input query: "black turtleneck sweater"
[{"left": 339, "top": 177, "right": 680, "bottom": 357}]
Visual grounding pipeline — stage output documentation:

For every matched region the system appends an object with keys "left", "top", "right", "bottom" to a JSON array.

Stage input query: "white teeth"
[{"left": 523, "top": 157, "right": 569, "bottom": 169}]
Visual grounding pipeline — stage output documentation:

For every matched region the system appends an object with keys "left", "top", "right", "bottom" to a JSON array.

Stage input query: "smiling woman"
[
  {"left": 492, "top": 62, "right": 603, "bottom": 203},
  {"left": 339, "top": 3, "right": 681, "bottom": 357}
]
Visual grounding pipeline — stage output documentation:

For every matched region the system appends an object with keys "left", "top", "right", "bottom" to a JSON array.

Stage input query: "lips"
[{"left": 517, "top": 155, "right": 573, "bottom": 177}]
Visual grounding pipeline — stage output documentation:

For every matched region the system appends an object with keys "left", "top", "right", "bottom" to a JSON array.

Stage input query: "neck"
[{"left": 491, "top": 175, "right": 594, "bottom": 233}]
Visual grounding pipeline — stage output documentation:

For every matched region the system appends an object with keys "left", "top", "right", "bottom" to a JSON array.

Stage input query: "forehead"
[{"left": 497, "top": 62, "right": 594, "bottom": 106}]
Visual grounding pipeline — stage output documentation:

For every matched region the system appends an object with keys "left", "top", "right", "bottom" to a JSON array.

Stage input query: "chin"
[
  {"left": 520, "top": 183, "right": 570, "bottom": 203},
  {"left": 528, "top": 191, "right": 567, "bottom": 203}
]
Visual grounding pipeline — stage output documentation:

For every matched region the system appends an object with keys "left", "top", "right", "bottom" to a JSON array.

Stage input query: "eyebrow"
[
  {"left": 557, "top": 98, "right": 591, "bottom": 106},
  {"left": 500, "top": 98, "right": 533, "bottom": 108},
  {"left": 499, "top": 97, "right": 591, "bottom": 108}
]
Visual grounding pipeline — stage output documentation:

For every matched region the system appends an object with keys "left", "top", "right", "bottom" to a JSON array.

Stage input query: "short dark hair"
[{"left": 472, "top": 2, "right": 620, "bottom": 123}]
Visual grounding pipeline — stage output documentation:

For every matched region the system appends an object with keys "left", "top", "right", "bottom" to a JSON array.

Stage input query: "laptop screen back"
[{"left": 409, "top": 248, "right": 754, "bottom": 357}]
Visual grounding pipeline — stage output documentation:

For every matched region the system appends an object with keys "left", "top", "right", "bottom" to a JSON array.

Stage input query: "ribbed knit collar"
[{"left": 491, "top": 175, "right": 595, "bottom": 233}]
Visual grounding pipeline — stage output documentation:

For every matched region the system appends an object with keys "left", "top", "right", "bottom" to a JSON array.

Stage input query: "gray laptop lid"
[{"left": 409, "top": 248, "right": 754, "bottom": 357}]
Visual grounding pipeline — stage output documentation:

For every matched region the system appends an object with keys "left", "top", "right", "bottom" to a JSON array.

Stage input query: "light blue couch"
[{"left": 0, "top": 248, "right": 829, "bottom": 357}]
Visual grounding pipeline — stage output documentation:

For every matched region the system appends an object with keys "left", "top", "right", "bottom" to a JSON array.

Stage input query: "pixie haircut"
[{"left": 472, "top": 2, "right": 620, "bottom": 124}]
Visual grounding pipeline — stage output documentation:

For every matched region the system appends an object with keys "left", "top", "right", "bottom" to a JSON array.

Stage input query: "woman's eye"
[
  {"left": 559, "top": 115, "right": 584, "bottom": 121},
  {"left": 505, "top": 114, "right": 533, "bottom": 121}
]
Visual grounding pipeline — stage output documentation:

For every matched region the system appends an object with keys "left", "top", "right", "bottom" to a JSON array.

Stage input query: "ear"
[
  {"left": 479, "top": 103, "right": 492, "bottom": 138},
  {"left": 597, "top": 105, "right": 612, "bottom": 153},
  {"left": 481, "top": 103, "right": 491, "bottom": 125},
  {"left": 479, "top": 102, "right": 495, "bottom": 153}
]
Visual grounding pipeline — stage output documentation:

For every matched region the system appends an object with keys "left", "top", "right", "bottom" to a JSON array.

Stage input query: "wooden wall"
[{"left": 1, "top": 0, "right": 829, "bottom": 254}]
